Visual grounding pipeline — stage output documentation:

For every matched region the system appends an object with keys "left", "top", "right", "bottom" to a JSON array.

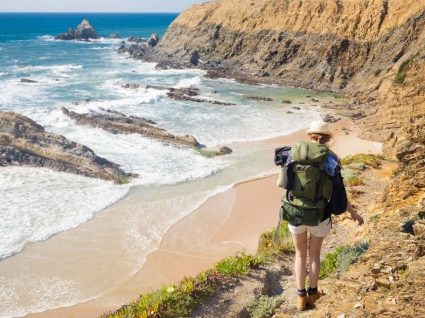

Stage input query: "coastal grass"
[
  {"left": 341, "top": 153, "right": 384, "bottom": 169},
  {"left": 319, "top": 242, "right": 369, "bottom": 279},
  {"left": 394, "top": 51, "right": 420, "bottom": 84},
  {"left": 103, "top": 221, "right": 291, "bottom": 318}
]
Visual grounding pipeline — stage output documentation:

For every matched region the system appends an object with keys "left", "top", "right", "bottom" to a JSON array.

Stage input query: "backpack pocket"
[{"left": 280, "top": 200, "right": 324, "bottom": 227}]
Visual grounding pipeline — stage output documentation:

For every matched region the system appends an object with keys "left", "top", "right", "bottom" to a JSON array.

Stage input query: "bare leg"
[
  {"left": 291, "top": 232, "right": 308, "bottom": 290},
  {"left": 308, "top": 234, "right": 325, "bottom": 288}
]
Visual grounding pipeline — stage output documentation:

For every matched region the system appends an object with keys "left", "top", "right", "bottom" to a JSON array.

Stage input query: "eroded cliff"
[{"left": 142, "top": 0, "right": 424, "bottom": 205}]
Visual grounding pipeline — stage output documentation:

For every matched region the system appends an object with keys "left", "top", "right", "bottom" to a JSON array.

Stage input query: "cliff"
[{"left": 143, "top": 0, "right": 424, "bottom": 205}]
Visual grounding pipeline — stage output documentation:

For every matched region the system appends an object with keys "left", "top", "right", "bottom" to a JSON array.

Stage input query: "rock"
[
  {"left": 322, "top": 113, "right": 340, "bottom": 123},
  {"left": 413, "top": 221, "right": 425, "bottom": 236},
  {"left": 0, "top": 111, "right": 133, "bottom": 183},
  {"left": 127, "top": 36, "right": 144, "bottom": 43},
  {"left": 118, "top": 45, "right": 128, "bottom": 54},
  {"left": 244, "top": 95, "right": 273, "bottom": 102},
  {"left": 190, "top": 50, "right": 200, "bottom": 66},
  {"left": 61, "top": 107, "right": 200, "bottom": 148},
  {"left": 291, "top": 106, "right": 301, "bottom": 110},
  {"left": 55, "top": 19, "right": 99, "bottom": 41},
  {"left": 218, "top": 146, "right": 233, "bottom": 155},
  {"left": 20, "top": 78, "right": 37, "bottom": 83},
  {"left": 146, "top": 34, "right": 159, "bottom": 47},
  {"left": 109, "top": 33, "right": 120, "bottom": 39},
  {"left": 311, "top": 98, "right": 320, "bottom": 102},
  {"left": 167, "top": 90, "right": 234, "bottom": 106},
  {"left": 286, "top": 111, "right": 294, "bottom": 114},
  {"left": 281, "top": 99, "right": 292, "bottom": 104}
]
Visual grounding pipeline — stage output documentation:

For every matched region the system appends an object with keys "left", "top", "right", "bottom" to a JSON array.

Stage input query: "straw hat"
[{"left": 306, "top": 120, "right": 333, "bottom": 137}]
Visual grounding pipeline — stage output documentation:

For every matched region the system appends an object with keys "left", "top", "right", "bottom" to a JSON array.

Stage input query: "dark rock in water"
[
  {"left": 281, "top": 99, "right": 292, "bottom": 104},
  {"left": 291, "top": 106, "right": 301, "bottom": 110},
  {"left": 109, "top": 33, "right": 120, "bottom": 39},
  {"left": 311, "top": 98, "right": 320, "bottom": 102},
  {"left": 244, "top": 95, "right": 274, "bottom": 102},
  {"left": 286, "top": 111, "right": 294, "bottom": 114},
  {"left": 61, "top": 107, "right": 200, "bottom": 148},
  {"left": 127, "top": 36, "right": 144, "bottom": 43},
  {"left": 0, "top": 111, "right": 133, "bottom": 183},
  {"left": 20, "top": 78, "right": 38, "bottom": 83},
  {"left": 118, "top": 44, "right": 128, "bottom": 54},
  {"left": 55, "top": 19, "right": 99, "bottom": 41},
  {"left": 167, "top": 89, "right": 235, "bottom": 106},
  {"left": 118, "top": 33, "right": 159, "bottom": 58},
  {"left": 190, "top": 50, "right": 200, "bottom": 66},
  {"left": 146, "top": 34, "right": 159, "bottom": 47}
]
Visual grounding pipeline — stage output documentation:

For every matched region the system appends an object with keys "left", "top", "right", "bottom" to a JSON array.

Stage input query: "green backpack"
[{"left": 280, "top": 141, "right": 333, "bottom": 226}]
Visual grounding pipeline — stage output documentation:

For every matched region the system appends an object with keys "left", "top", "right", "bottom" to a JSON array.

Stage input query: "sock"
[
  {"left": 297, "top": 288, "right": 307, "bottom": 296},
  {"left": 307, "top": 287, "right": 318, "bottom": 295}
]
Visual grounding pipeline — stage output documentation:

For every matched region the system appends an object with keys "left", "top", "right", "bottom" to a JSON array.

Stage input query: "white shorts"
[{"left": 288, "top": 218, "right": 331, "bottom": 237}]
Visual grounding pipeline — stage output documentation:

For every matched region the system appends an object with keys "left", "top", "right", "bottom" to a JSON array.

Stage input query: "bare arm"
[{"left": 346, "top": 200, "right": 364, "bottom": 226}]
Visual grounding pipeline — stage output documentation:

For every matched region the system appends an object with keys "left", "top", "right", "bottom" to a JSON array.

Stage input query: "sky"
[{"left": 0, "top": 0, "right": 209, "bottom": 13}]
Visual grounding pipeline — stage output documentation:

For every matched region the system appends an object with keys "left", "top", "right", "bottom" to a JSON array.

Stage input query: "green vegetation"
[
  {"left": 394, "top": 52, "right": 420, "bottom": 84},
  {"left": 246, "top": 295, "right": 284, "bottom": 318},
  {"left": 341, "top": 153, "right": 384, "bottom": 169},
  {"left": 368, "top": 214, "right": 381, "bottom": 222},
  {"left": 319, "top": 242, "right": 369, "bottom": 279},
  {"left": 344, "top": 175, "right": 364, "bottom": 186},
  {"left": 103, "top": 221, "right": 292, "bottom": 318}
]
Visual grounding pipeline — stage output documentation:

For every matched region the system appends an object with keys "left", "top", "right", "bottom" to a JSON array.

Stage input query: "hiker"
[{"left": 275, "top": 120, "right": 364, "bottom": 311}]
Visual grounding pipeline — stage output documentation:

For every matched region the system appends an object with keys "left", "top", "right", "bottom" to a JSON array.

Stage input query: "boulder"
[
  {"left": 0, "top": 111, "right": 133, "bottom": 183},
  {"left": 146, "top": 34, "right": 159, "bottom": 47},
  {"left": 55, "top": 19, "right": 99, "bottom": 41},
  {"left": 109, "top": 33, "right": 120, "bottom": 39}
]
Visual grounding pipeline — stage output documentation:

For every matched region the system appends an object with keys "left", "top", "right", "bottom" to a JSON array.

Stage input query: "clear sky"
[{"left": 0, "top": 0, "right": 209, "bottom": 13}]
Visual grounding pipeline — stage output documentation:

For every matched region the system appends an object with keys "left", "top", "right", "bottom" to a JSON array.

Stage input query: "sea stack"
[{"left": 55, "top": 19, "right": 99, "bottom": 41}]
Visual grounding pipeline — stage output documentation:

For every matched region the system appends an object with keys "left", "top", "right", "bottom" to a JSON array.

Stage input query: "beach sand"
[{"left": 27, "top": 119, "right": 381, "bottom": 318}]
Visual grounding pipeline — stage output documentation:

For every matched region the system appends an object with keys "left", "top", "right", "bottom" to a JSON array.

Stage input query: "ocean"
[{"left": 0, "top": 13, "right": 323, "bottom": 317}]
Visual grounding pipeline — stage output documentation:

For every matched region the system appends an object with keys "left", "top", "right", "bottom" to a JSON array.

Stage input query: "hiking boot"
[
  {"left": 296, "top": 294, "right": 308, "bottom": 311},
  {"left": 307, "top": 290, "right": 322, "bottom": 307}
]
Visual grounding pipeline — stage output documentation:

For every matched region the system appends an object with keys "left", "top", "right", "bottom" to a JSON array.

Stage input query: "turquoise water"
[{"left": 0, "top": 13, "right": 324, "bottom": 317}]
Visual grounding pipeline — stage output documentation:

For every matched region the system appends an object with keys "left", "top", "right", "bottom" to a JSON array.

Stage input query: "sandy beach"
[{"left": 24, "top": 118, "right": 381, "bottom": 318}]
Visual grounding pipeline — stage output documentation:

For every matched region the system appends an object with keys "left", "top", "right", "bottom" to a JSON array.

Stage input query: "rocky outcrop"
[
  {"left": 0, "top": 111, "right": 133, "bottom": 183},
  {"left": 55, "top": 19, "right": 99, "bottom": 41},
  {"left": 20, "top": 78, "right": 38, "bottom": 83},
  {"left": 61, "top": 107, "right": 200, "bottom": 148},
  {"left": 122, "top": 84, "right": 235, "bottom": 106},
  {"left": 118, "top": 33, "right": 159, "bottom": 57}
]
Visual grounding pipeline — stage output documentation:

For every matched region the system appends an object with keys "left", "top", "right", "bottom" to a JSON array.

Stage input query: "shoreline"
[{"left": 26, "top": 118, "right": 382, "bottom": 318}]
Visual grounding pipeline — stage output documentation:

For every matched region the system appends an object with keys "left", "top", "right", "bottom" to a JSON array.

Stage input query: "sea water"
[{"left": 0, "top": 13, "right": 324, "bottom": 316}]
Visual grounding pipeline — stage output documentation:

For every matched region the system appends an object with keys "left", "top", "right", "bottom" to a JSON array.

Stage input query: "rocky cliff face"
[{"left": 143, "top": 0, "right": 425, "bottom": 205}]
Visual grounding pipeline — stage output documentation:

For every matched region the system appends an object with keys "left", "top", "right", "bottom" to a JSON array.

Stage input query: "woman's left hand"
[{"left": 350, "top": 211, "right": 364, "bottom": 226}]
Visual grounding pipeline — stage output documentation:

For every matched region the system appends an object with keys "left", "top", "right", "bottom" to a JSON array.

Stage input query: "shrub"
[
  {"left": 319, "top": 242, "right": 369, "bottom": 279},
  {"left": 341, "top": 153, "right": 383, "bottom": 168},
  {"left": 246, "top": 295, "right": 284, "bottom": 318}
]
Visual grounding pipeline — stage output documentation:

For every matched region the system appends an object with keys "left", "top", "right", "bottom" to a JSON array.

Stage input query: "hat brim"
[{"left": 306, "top": 129, "right": 333, "bottom": 137}]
